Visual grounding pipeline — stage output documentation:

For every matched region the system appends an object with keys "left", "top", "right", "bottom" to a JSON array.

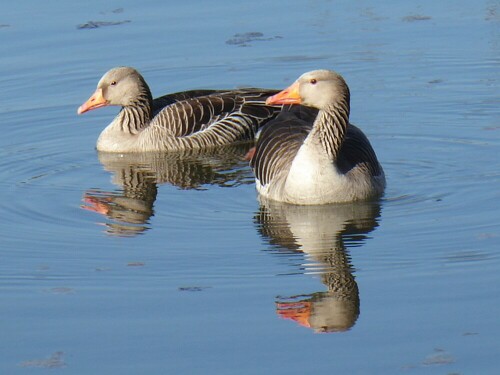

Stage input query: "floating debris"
[
  {"left": 19, "top": 351, "right": 67, "bottom": 369},
  {"left": 77, "top": 20, "right": 131, "bottom": 30},
  {"left": 178, "top": 286, "right": 211, "bottom": 292},
  {"left": 402, "top": 15, "right": 432, "bottom": 22},
  {"left": 226, "top": 32, "right": 282, "bottom": 47},
  {"left": 127, "top": 261, "right": 145, "bottom": 267},
  {"left": 422, "top": 349, "right": 455, "bottom": 366},
  {"left": 462, "top": 331, "right": 479, "bottom": 336}
]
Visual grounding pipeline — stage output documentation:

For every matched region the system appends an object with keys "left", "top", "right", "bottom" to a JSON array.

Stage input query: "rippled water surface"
[{"left": 1, "top": 0, "right": 498, "bottom": 374}]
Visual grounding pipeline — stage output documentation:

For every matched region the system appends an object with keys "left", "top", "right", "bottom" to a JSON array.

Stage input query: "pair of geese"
[{"left": 78, "top": 67, "right": 385, "bottom": 205}]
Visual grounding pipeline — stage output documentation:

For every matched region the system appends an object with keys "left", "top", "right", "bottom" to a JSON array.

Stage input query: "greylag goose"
[
  {"left": 77, "top": 67, "right": 281, "bottom": 152},
  {"left": 250, "top": 69, "right": 385, "bottom": 204}
]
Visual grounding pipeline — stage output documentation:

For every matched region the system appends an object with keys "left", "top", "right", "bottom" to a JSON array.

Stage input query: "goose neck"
[
  {"left": 311, "top": 102, "right": 350, "bottom": 160},
  {"left": 118, "top": 90, "right": 153, "bottom": 135}
]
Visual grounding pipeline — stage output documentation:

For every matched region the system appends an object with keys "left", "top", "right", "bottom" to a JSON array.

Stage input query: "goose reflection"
[
  {"left": 254, "top": 197, "right": 382, "bottom": 333},
  {"left": 82, "top": 144, "right": 254, "bottom": 236}
]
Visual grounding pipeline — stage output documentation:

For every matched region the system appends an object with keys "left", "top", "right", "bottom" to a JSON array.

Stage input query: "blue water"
[{"left": 1, "top": 0, "right": 499, "bottom": 374}]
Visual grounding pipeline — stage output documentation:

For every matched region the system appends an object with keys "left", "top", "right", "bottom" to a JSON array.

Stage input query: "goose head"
[
  {"left": 266, "top": 70, "right": 350, "bottom": 110},
  {"left": 77, "top": 67, "right": 150, "bottom": 114}
]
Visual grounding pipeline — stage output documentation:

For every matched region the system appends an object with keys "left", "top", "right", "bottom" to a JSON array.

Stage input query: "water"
[{"left": 1, "top": 0, "right": 499, "bottom": 374}]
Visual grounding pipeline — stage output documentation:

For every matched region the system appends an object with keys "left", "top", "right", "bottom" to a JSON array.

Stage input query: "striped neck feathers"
[
  {"left": 117, "top": 88, "right": 153, "bottom": 135},
  {"left": 311, "top": 95, "right": 350, "bottom": 160}
]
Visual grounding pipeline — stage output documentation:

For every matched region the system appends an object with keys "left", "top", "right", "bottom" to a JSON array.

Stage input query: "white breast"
[{"left": 283, "top": 138, "right": 347, "bottom": 204}]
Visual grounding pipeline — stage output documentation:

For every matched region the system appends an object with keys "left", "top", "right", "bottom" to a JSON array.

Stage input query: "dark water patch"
[
  {"left": 127, "top": 261, "right": 145, "bottom": 267},
  {"left": 483, "top": 125, "right": 500, "bottom": 131},
  {"left": 462, "top": 331, "right": 479, "bottom": 336},
  {"left": 402, "top": 14, "right": 432, "bottom": 22},
  {"left": 427, "top": 78, "right": 444, "bottom": 84},
  {"left": 441, "top": 250, "right": 493, "bottom": 264},
  {"left": 422, "top": 348, "right": 455, "bottom": 366},
  {"left": 485, "top": 5, "right": 498, "bottom": 21},
  {"left": 226, "top": 32, "right": 282, "bottom": 47},
  {"left": 77, "top": 20, "right": 131, "bottom": 29},
  {"left": 178, "top": 286, "right": 211, "bottom": 292},
  {"left": 401, "top": 349, "right": 456, "bottom": 371},
  {"left": 19, "top": 351, "right": 66, "bottom": 369}
]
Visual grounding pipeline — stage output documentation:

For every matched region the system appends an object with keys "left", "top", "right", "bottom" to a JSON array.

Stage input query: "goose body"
[
  {"left": 77, "top": 67, "right": 280, "bottom": 152},
  {"left": 251, "top": 70, "right": 385, "bottom": 205}
]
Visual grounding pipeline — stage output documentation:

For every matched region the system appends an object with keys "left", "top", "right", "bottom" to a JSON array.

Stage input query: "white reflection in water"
[{"left": 255, "top": 197, "right": 382, "bottom": 333}]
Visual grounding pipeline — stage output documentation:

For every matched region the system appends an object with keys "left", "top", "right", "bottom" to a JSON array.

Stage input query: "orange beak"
[
  {"left": 81, "top": 195, "right": 111, "bottom": 215},
  {"left": 77, "top": 88, "right": 108, "bottom": 114},
  {"left": 276, "top": 301, "right": 312, "bottom": 328},
  {"left": 266, "top": 81, "right": 301, "bottom": 105}
]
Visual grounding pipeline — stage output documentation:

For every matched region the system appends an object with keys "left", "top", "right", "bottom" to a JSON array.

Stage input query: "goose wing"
[
  {"left": 152, "top": 89, "right": 227, "bottom": 115},
  {"left": 152, "top": 89, "right": 281, "bottom": 142},
  {"left": 337, "top": 124, "right": 383, "bottom": 177},
  {"left": 251, "top": 106, "right": 318, "bottom": 187}
]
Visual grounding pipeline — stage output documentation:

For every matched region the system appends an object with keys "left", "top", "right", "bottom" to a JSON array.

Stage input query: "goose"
[
  {"left": 77, "top": 67, "right": 280, "bottom": 152},
  {"left": 250, "top": 69, "right": 385, "bottom": 204}
]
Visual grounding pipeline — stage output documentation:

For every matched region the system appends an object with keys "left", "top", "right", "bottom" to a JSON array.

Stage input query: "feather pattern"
[{"left": 251, "top": 106, "right": 315, "bottom": 187}]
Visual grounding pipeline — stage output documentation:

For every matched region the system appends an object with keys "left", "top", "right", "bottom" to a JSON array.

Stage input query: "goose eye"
[
  {"left": 110, "top": 81, "right": 117, "bottom": 86},
  {"left": 310, "top": 79, "right": 317, "bottom": 85}
]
